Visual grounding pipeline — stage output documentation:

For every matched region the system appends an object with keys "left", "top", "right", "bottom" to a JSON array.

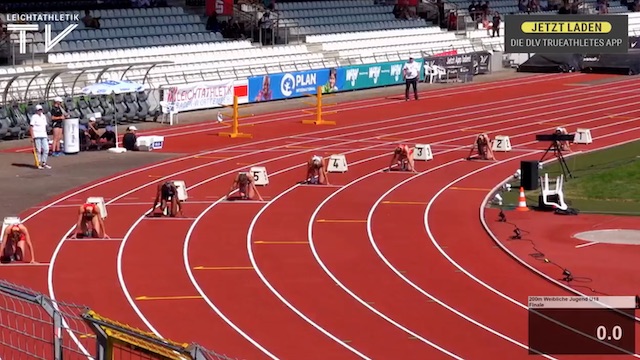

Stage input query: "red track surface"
[{"left": 2, "top": 73, "right": 640, "bottom": 359}]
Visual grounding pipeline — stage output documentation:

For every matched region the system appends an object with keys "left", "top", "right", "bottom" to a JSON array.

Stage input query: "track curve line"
[
  {"left": 104, "top": 83, "right": 635, "bottom": 344},
  {"left": 34, "top": 75, "right": 638, "bottom": 357},
  {"left": 479, "top": 139, "right": 640, "bottom": 324}
]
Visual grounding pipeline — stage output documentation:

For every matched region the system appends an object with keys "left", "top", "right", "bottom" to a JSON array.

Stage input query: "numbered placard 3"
[
  {"left": 250, "top": 166, "right": 269, "bottom": 186},
  {"left": 492, "top": 135, "right": 512, "bottom": 152},
  {"left": 86, "top": 197, "right": 108, "bottom": 219},
  {"left": 327, "top": 154, "right": 348, "bottom": 173},
  {"left": 413, "top": 144, "right": 433, "bottom": 161},
  {"left": 172, "top": 180, "right": 189, "bottom": 201},
  {"left": 573, "top": 128, "right": 592, "bottom": 144}
]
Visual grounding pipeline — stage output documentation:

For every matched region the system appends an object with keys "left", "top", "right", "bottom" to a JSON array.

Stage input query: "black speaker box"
[{"left": 521, "top": 160, "right": 539, "bottom": 191}]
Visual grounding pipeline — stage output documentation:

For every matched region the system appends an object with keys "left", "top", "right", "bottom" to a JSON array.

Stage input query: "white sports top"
[{"left": 311, "top": 155, "right": 322, "bottom": 163}]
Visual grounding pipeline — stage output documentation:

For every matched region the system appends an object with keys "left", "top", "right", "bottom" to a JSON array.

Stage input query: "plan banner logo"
[{"left": 505, "top": 15, "right": 628, "bottom": 54}]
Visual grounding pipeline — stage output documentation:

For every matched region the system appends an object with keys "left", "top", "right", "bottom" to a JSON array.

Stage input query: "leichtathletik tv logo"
[{"left": 5, "top": 12, "right": 79, "bottom": 54}]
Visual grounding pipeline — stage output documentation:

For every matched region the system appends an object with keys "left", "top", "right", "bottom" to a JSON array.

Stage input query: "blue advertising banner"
[{"left": 248, "top": 69, "right": 330, "bottom": 102}]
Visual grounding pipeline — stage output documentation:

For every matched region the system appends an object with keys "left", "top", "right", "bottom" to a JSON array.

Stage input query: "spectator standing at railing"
[
  {"left": 491, "top": 12, "right": 501, "bottom": 37},
  {"left": 403, "top": 57, "right": 420, "bottom": 101},
  {"left": 50, "top": 97, "right": 68, "bottom": 157}
]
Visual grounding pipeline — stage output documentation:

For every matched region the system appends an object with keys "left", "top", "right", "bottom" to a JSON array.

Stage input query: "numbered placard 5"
[
  {"left": 492, "top": 135, "right": 512, "bottom": 152},
  {"left": 328, "top": 154, "right": 348, "bottom": 173},
  {"left": 413, "top": 144, "right": 433, "bottom": 161},
  {"left": 249, "top": 166, "right": 269, "bottom": 186}
]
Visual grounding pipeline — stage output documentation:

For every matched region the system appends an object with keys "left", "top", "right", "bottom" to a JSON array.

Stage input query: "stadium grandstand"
[{"left": 0, "top": 0, "right": 639, "bottom": 357}]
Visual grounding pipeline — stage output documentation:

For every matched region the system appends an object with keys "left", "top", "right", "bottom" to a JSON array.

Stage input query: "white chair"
[
  {"left": 540, "top": 173, "right": 568, "bottom": 211},
  {"left": 425, "top": 64, "right": 446, "bottom": 83}
]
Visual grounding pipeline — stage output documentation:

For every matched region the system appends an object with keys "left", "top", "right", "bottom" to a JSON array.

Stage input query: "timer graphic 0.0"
[{"left": 528, "top": 296, "right": 636, "bottom": 355}]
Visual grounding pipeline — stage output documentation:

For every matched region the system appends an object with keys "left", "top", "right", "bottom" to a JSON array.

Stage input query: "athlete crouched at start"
[
  {"left": 303, "top": 155, "right": 330, "bottom": 185},
  {"left": 0, "top": 223, "right": 35, "bottom": 263},
  {"left": 70, "top": 203, "right": 109, "bottom": 238},
  {"left": 389, "top": 144, "right": 416, "bottom": 172},
  {"left": 467, "top": 133, "right": 495, "bottom": 161},
  {"left": 150, "top": 181, "right": 184, "bottom": 217},
  {"left": 555, "top": 127, "right": 572, "bottom": 152},
  {"left": 227, "top": 172, "right": 264, "bottom": 201}
]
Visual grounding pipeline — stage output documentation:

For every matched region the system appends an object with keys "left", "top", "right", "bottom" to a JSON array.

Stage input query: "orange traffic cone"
[{"left": 516, "top": 187, "right": 529, "bottom": 211}]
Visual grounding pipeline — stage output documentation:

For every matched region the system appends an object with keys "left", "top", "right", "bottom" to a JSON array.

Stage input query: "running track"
[{"left": 2, "top": 73, "right": 640, "bottom": 359}]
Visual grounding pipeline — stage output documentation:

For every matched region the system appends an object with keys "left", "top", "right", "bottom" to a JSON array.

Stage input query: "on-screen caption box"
[{"left": 505, "top": 14, "right": 629, "bottom": 54}]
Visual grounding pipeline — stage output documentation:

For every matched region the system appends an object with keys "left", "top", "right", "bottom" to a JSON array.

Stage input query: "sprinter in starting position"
[
  {"left": 0, "top": 223, "right": 35, "bottom": 263},
  {"left": 227, "top": 172, "right": 264, "bottom": 201},
  {"left": 150, "top": 181, "right": 184, "bottom": 217},
  {"left": 389, "top": 144, "right": 416, "bottom": 172},
  {"left": 303, "top": 155, "right": 330, "bottom": 185},
  {"left": 69, "top": 203, "right": 109, "bottom": 238},
  {"left": 467, "top": 133, "right": 495, "bottom": 161}
]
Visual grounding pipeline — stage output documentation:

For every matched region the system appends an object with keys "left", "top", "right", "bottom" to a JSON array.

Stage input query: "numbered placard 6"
[
  {"left": 86, "top": 197, "right": 108, "bottom": 219},
  {"left": 328, "top": 154, "right": 348, "bottom": 173},
  {"left": 492, "top": 135, "right": 512, "bottom": 152},
  {"left": 172, "top": 180, "right": 189, "bottom": 201},
  {"left": 249, "top": 166, "right": 269, "bottom": 186},
  {"left": 574, "top": 128, "right": 593, "bottom": 144},
  {"left": 413, "top": 144, "right": 433, "bottom": 161}
]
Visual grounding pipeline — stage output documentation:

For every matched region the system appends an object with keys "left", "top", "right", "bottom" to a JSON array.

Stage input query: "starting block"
[
  {"left": 86, "top": 197, "right": 107, "bottom": 219},
  {"left": 1, "top": 217, "right": 21, "bottom": 238},
  {"left": 413, "top": 144, "right": 433, "bottom": 161},
  {"left": 250, "top": 166, "right": 269, "bottom": 186},
  {"left": 136, "top": 136, "right": 165, "bottom": 151},
  {"left": 492, "top": 135, "right": 512, "bottom": 152},
  {"left": 573, "top": 128, "right": 593, "bottom": 144},
  {"left": 172, "top": 180, "right": 188, "bottom": 201},
  {"left": 327, "top": 154, "right": 348, "bottom": 173}
]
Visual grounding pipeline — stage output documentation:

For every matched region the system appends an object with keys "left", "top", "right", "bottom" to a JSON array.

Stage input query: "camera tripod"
[{"left": 540, "top": 140, "right": 573, "bottom": 180}]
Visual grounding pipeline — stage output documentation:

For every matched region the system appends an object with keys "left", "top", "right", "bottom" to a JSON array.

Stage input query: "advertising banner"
[
  {"left": 163, "top": 80, "right": 235, "bottom": 112},
  {"left": 248, "top": 69, "right": 330, "bottom": 102},
  {"left": 630, "top": 36, "right": 640, "bottom": 49},
  {"left": 423, "top": 52, "right": 492, "bottom": 77},
  {"left": 334, "top": 60, "right": 424, "bottom": 92}
]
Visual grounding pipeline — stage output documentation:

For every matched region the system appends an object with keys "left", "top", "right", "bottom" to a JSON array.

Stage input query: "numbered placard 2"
[
  {"left": 573, "top": 128, "right": 592, "bottom": 144},
  {"left": 172, "top": 180, "right": 188, "bottom": 201},
  {"left": 492, "top": 135, "right": 512, "bottom": 152},
  {"left": 327, "top": 154, "right": 348, "bottom": 173},
  {"left": 413, "top": 144, "right": 433, "bottom": 161},
  {"left": 86, "top": 197, "right": 108, "bottom": 219},
  {"left": 250, "top": 166, "right": 269, "bottom": 186},
  {"left": 1, "top": 217, "right": 21, "bottom": 240}
]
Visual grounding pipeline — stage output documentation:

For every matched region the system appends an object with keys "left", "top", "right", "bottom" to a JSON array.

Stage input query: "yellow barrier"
[
  {"left": 302, "top": 86, "right": 337, "bottom": 125},
  {"left": 218, "top": 96, "right": 252, "bottom": 138},
  {"left": 83, "top": 310, "right": 192, "bottom": 360}
]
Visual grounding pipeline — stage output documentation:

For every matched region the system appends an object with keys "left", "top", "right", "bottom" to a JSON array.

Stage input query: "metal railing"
[{"left": 0, "top": 280, "right": 237, "bottom": 360}]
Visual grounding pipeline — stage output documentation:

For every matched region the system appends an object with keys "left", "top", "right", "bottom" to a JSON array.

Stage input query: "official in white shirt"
[
  {"left": 403, "top": 57, "right": 421, "bottom": 101},
  {"left": 30, "top": 105, "right": 51, "bottom": 169}
]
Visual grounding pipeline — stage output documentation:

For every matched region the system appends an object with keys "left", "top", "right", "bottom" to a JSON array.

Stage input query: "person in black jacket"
[{"left": 122, "top": 126, "right": 139, "bottom": 151}]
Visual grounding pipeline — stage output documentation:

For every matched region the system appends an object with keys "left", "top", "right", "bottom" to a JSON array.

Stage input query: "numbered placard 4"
[
  {"left": 413, "top": 144, "right": 433, "bottom": 161},
  {"left": 492, "top": 135, "right": 512, "bottom": 152},
  {"left": 573, "top": 128, "right": 592, "bottom": 144},
  {"left": 250, "top": 166, "right": 269, "bottom": 186},
  {"left": 86, "top": 197, "right": 108, "bottom": 219},
  {"left": 327, "top": 154, "right": 348, "bottom": 173},
  {"left": 172, "top": 180, "right": 189, "bottom": 201}
]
